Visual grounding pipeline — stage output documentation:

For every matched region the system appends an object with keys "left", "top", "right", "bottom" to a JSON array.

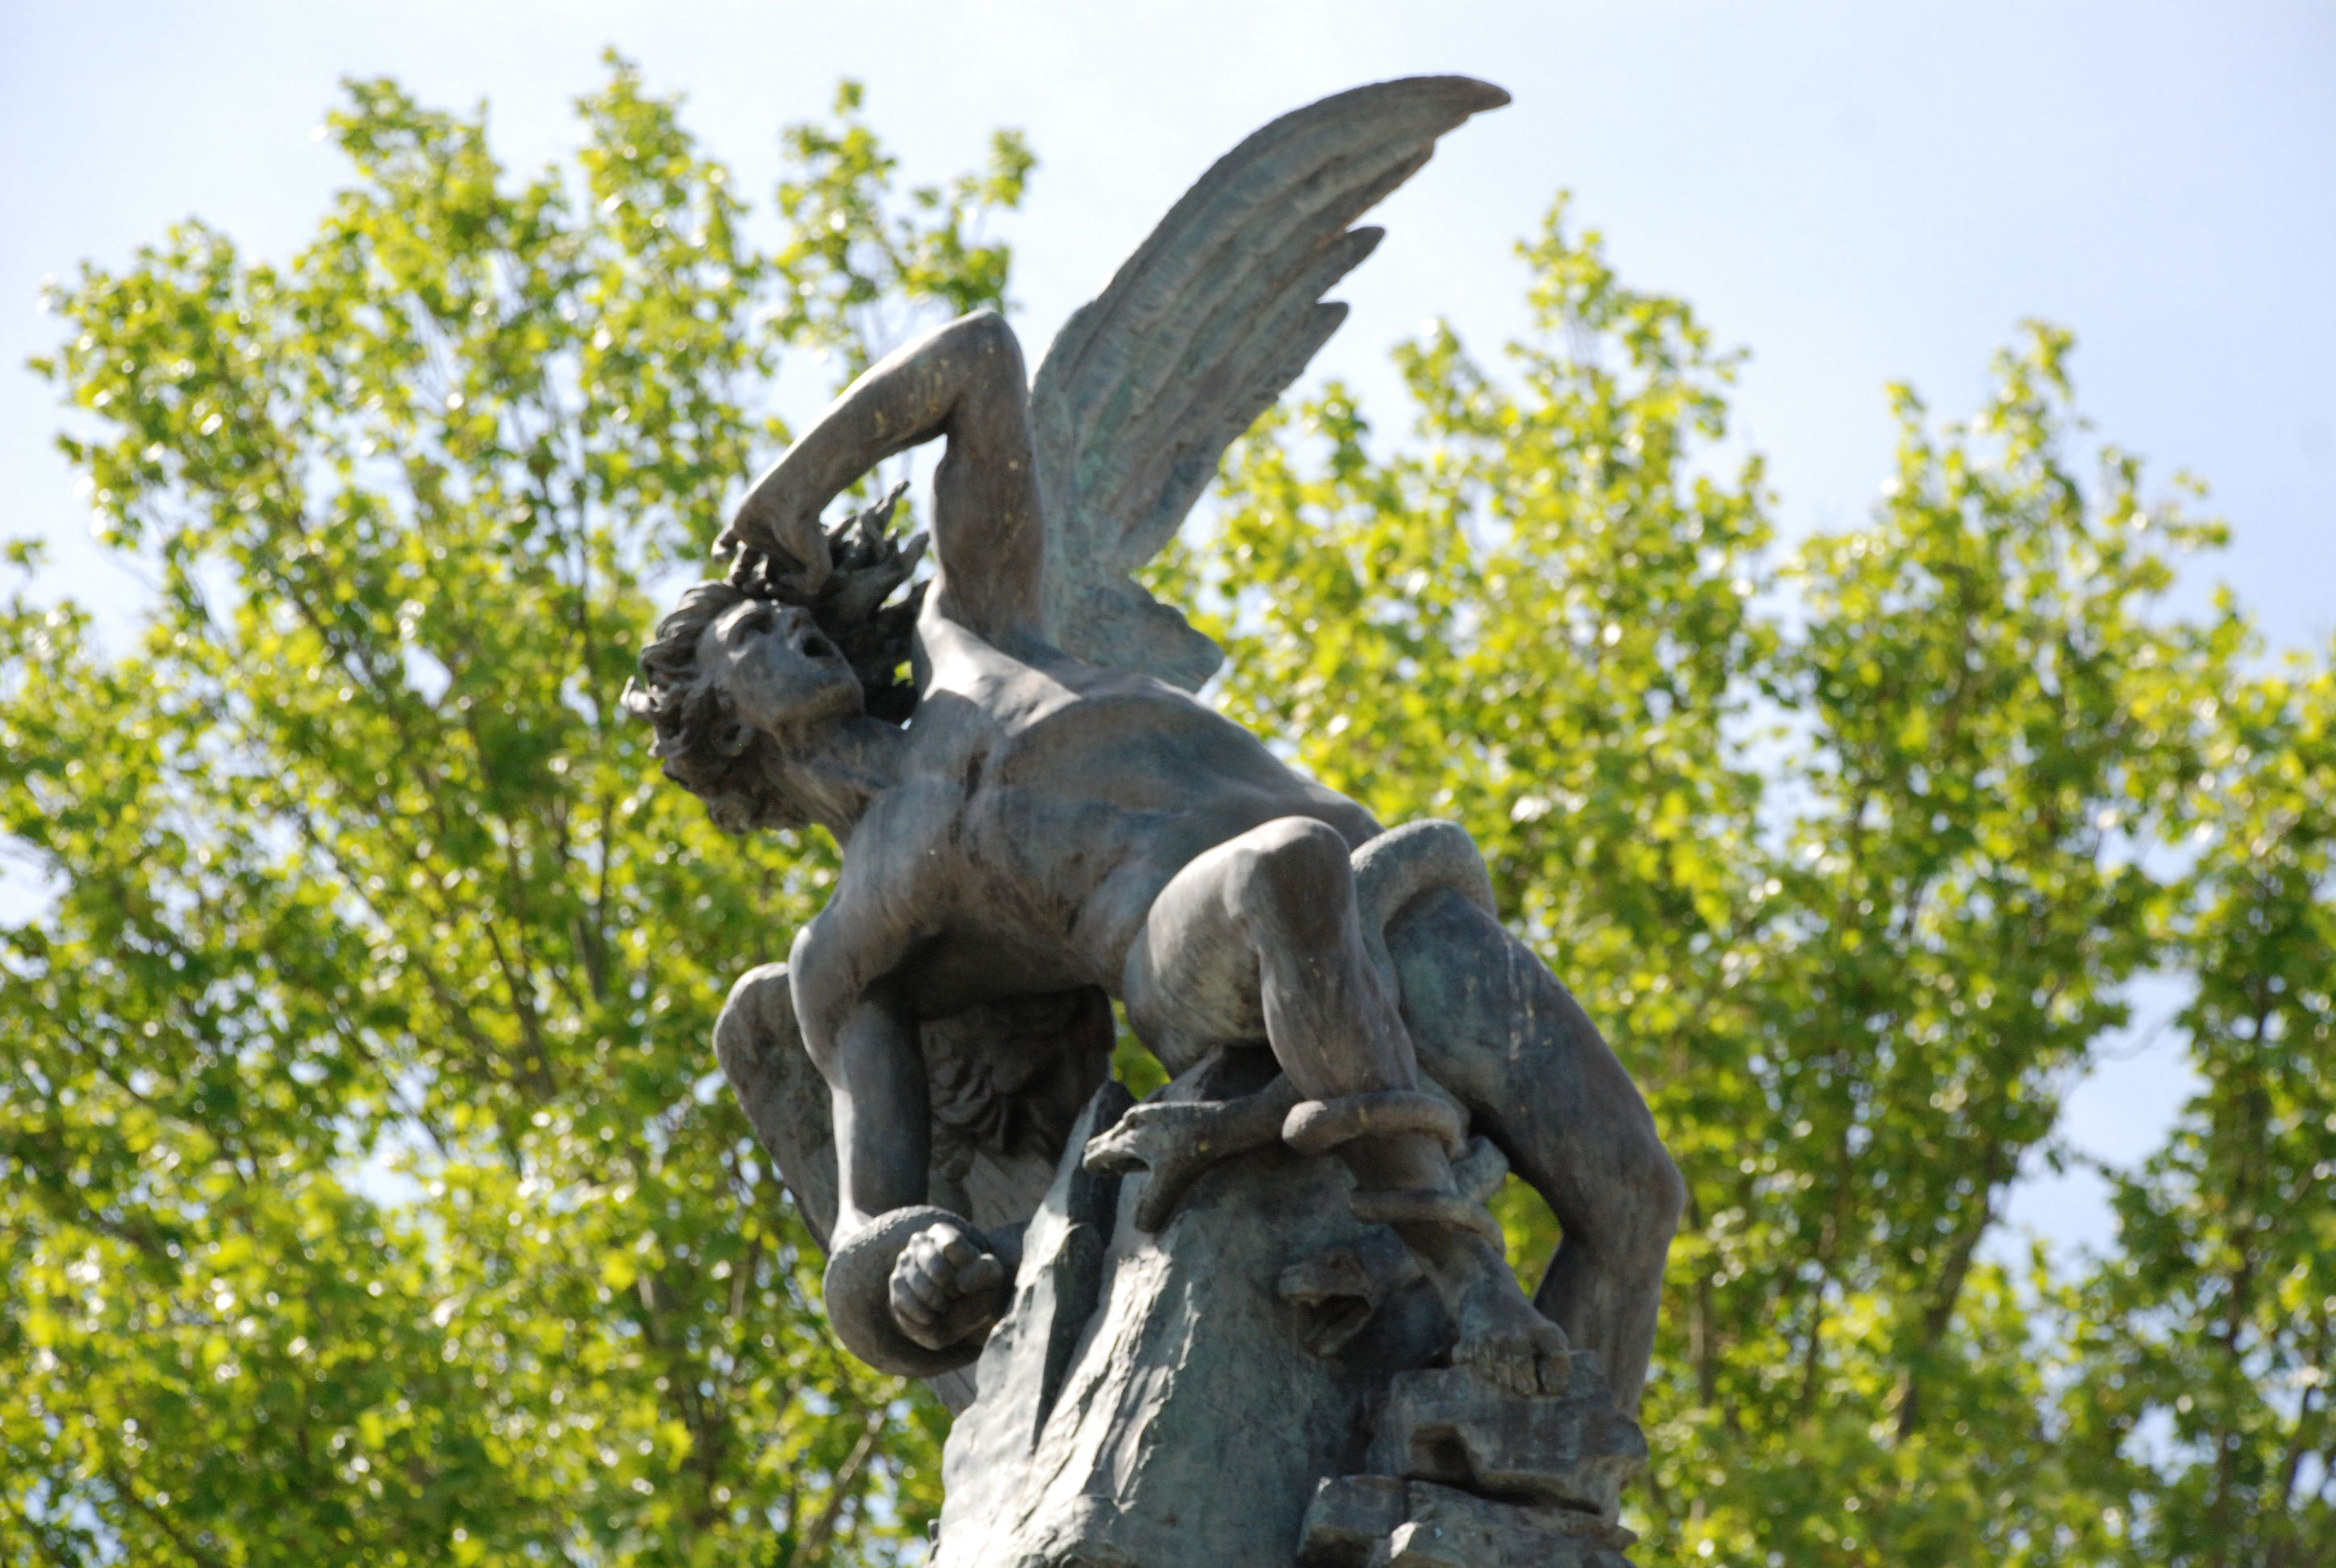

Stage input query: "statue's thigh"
[{"left": 1119, "top": 840, "right": 1271, "bottom": 1072}]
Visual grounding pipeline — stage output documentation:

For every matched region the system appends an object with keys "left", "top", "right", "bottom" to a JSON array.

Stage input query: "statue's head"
[{"left": 624, "top": 489, "right": 924, "bottom": 832}]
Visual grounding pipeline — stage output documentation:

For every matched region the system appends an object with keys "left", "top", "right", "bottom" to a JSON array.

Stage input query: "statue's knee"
[
  {"left": 1229, "top": 818, "right": 1354, "bottom": 936},
  {"left": 715, "top": 962, "right": 798, "bottom": 1074}
]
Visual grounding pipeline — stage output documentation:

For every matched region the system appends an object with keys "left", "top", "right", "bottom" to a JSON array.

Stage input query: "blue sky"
[{"left": 5, "top": 0, "right": 2331, "bottom": 1257}]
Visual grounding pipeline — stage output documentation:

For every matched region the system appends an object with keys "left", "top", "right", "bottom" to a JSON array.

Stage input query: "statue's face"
[{"left": 696, "top": 597, "right": 863, "bottom": 739}]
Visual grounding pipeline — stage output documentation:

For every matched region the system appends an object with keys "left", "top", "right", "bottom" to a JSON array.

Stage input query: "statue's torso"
[{"left": 806, "top": 617, "right": 1378, "bottom": 1020}]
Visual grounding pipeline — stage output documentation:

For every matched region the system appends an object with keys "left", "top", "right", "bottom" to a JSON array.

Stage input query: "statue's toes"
[
  {"left": 1499, "top": 1341, "right": 1540, "bottom": 1399},
  {"left": 1453, "top": 1276, "right": 1574, "bottom": 1399},
  {"left": 1126, "top": 1139, "right": 1218, "bottom": 1231}
]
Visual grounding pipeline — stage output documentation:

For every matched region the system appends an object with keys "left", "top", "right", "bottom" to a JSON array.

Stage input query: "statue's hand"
[
  {"left": 888, "top": 1217, "right": 1010, "bottom": 1352},
  {"left": 717, "top": 493, "right": 830, "bottom": 597}
]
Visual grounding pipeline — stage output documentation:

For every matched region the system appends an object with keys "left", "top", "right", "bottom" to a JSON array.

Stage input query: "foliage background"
[{"left": 4, "top": 62, "right": 2330, "bottom": 1567}]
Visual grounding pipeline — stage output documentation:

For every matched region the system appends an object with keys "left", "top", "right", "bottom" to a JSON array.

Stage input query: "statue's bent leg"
[
  {"left": 1124, "top": 818, "right": 1414, "bottom": 1095},
  {"left": 1123, "top": 817, "right": 1569, "bottom": 1396},
  {"left": 1384, "top": 885, "right": 1686, "bottom": 1413}
]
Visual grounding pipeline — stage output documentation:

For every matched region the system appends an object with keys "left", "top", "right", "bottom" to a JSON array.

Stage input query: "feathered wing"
[{"left": 1029, "top": 75, "right": 1510, "bottom": 688}]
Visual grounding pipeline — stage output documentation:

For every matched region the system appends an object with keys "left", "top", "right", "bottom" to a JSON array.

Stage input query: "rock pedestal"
[
  {"left": 1296, "top": 1476, "right": 1637, "bottom": 1568},
  {"left": 929, "top": 1084, "right": 1647, "bottom": 1568}
]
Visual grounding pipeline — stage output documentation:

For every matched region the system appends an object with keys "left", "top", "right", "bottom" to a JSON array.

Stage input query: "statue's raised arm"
[
  {"left": 722, "top": 310, "right": 1047, "bottom": 653},
  {"left": 715, "top": 75, "right": 1508, "bottom": 686}
]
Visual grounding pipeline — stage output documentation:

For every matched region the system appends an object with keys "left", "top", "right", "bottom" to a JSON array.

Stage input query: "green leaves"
[
  {"left": 5, "top": 60, "right": 1012, "bottom": 1566},
  {"left": 1186, "top": 213, "right": 2327, "bottom": 1564},
  {"left": 773, "top": 78, "right": 1032, "bottom": 381},
  {"left": 2062, "top": 655, "right": 2336, "bottom": 1566},
  {"left": 6, "top": 65, "right": 2326, "bottom": 1568}
]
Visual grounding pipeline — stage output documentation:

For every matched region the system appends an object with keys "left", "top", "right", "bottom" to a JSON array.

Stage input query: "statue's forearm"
[
  {"left": 730, "top": 336, "right": 965, "bottom": 564},
  {"left": 726, "top": 310, "right": 1045, "bottom": 645},
  {"left": 819, "top": 987, "right": 932, "bottom": 1241}
]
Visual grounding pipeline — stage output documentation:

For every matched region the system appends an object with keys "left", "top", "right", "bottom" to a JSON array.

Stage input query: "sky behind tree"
[{"left": 4, "top": 0, "right": 2330, "bottom": 1264}]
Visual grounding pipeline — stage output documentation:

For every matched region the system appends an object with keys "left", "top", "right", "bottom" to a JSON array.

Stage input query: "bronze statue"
[{"left": 629, "top": 74, "right": 1679, "bottom": 1568}]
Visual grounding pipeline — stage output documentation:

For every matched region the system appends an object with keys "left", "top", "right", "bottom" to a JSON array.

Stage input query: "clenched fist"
[{"left": 889, "top": 1218, "right": 1010, "bottom": 1351}]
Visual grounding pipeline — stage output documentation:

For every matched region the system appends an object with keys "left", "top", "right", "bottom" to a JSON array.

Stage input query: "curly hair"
[{"left": 624, "top": 488, "right": 926, "bottom": 833}]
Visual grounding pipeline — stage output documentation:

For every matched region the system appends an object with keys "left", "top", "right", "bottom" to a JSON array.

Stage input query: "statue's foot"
[
  {"left": 1445, "top": 1243, "right": 1573, "bottom": 1399},
  {"left": 1082, "top": 1077, "right": 1299, "bottom": 1232}
]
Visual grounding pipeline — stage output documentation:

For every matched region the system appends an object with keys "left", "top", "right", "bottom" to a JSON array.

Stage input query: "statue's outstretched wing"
[{"left": 1030, "top": 76, "right": 1509, "bottom": 689}]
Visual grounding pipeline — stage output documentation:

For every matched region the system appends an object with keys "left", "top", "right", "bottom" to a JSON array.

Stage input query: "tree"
[
  {"left": 1164, "top": 213, "right": 2330, "bottom": 1562},
  {"left": 6, "top": 61, "right": 2329, "bottom": 1568},
  {"left": 3, "top": 59, "right": 1025, "bottom": 1566},
  {"left": 2059, "top": 657, "right": 2336, "bottom": 1567}
]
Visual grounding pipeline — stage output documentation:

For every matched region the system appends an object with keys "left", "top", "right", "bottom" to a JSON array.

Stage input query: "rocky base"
[
  {"left": 926, "top": 1078, "right": 1648, "bottom": 1568},
  {"left": 1294, "top": 1360, "right": 1646, "bottom": 1567},
  {"left": 1367, "top": 1363, "right": 1646, "bottom": 1521},
  {"left": 1299, "top": 1477, "right": 1637, "bottom": 1568}
]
